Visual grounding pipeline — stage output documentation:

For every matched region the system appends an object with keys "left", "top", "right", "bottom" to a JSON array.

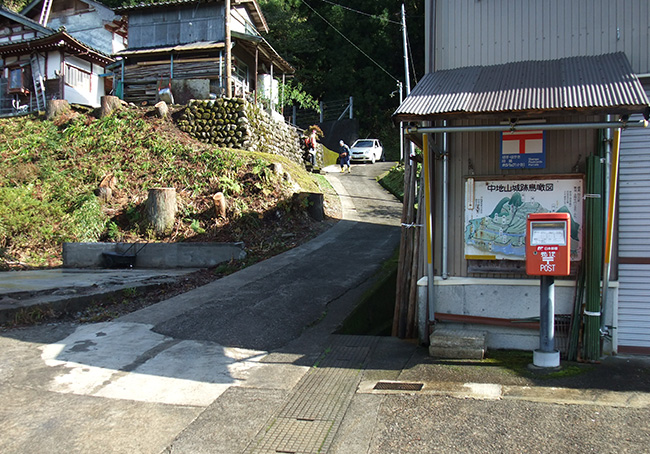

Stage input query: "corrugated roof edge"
[{"left": 393, "top": 52, "right": 650, "bottom": 123}]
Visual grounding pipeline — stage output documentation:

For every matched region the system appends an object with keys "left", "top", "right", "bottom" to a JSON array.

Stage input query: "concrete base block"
[
  {"left": 63, "top": 242, "right": 246, "bottom": 269},
  {"left": 429, "top": 328, "right": 487, "bottom": 360},
  {"left": 533, "top": 349, "right": 560, "bottom": 368}
]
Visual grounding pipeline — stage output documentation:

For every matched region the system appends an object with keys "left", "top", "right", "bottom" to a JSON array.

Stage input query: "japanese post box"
[{"left": 525, "top": 213, "right": 571, "bottom": 276}]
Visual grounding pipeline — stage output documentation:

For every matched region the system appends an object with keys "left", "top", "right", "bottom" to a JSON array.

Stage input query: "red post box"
[{"left": 525, "top": 213, "right": 571, "bottom": 276}]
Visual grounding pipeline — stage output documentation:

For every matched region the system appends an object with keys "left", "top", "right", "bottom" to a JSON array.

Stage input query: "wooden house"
[
  {"left": 112, "top": 0, "right": 294, "bottom": 105},
  {"left": 0, "top": 0, "right": 122, "bottom": 116}
]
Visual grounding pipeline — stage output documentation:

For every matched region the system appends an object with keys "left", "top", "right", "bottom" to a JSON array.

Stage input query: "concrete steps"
[{"left": 429, "top": 328, "right": 487, "bottom": 360}]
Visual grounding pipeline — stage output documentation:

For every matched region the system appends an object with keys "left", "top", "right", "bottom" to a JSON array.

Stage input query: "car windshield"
[{"left": 353, "top": 140, "right": 374, "bottom": 148}]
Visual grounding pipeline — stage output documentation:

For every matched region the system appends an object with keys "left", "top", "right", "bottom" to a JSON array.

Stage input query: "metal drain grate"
[{"left": 373, "top": 381, "right": 424, "bottom": 391}]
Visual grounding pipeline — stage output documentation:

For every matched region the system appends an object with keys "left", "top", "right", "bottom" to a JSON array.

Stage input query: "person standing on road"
[{"left": 338, "top": 140, "right": 351, "bottom": 173}]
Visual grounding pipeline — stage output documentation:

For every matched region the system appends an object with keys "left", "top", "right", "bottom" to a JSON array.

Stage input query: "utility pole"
[
  {"left": 225, "top": 0, "right": 232, "bottom": 98},
  {"left": 401, "top": 4, "right": 411, "bottom": 97}
]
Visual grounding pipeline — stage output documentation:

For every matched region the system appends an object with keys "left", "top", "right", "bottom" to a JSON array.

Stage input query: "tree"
[{"left": 259, "top": 0, "right": 424, "bottom": 156}]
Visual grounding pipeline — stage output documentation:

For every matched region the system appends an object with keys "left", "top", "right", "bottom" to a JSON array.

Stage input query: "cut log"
[
  {"left": 100, "top": 95, "right": 123, "bottom": 118},
  {"left": 46, "top": 99, "right": 70, "bottom": 120},
  {"left": 145, "top": 188, "right": 177, "bottom": 236},
  {"left": 213, "top": 192, "right": 227, "bottom": 219},
  {"left": 154, "top": 100, "right": 169, "bottom": 118},
  {"left": 94, "top": 186, "right": 112, "bottom": 202}
]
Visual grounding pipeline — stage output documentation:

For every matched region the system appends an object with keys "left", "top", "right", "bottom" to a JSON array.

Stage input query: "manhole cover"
[{"left": 373, "top": 381, "right": 423, "bottom": 391}]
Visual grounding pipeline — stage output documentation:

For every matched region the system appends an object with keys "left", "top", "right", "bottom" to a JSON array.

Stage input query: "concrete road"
[
  {"left": 2, "top": 161, "right": 649, "bottom": 454},
  {"left": 0, "top": 161, "right": 403, "bottom": 454}
]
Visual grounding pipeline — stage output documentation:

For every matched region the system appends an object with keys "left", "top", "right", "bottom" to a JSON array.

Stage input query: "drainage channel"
[{"left": 243, "top": 336, "right": 379, "bottom": 454}]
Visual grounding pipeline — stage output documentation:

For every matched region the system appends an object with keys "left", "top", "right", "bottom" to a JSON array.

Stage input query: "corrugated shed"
[
  {"left": 432, "top": 0, "right": 650, "bottom": 75},
  {"left": 394, "top": 53, "right": 649, "bottom": 122}
]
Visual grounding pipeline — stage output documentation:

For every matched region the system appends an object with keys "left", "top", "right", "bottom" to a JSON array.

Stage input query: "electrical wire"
[
  {"left": 299, "top": 0, "right": 401, "bottom": 83},
  {"left": 317, "top": 0, "right": 401, "bottom": 25}
]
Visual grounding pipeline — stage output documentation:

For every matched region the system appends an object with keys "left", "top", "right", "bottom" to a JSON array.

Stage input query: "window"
[
  {"left": 8, "top": 67, "right": 27, "bottom": 94},
  {"left": 64, "top": 64, "right": 91, "bottom": 92}
]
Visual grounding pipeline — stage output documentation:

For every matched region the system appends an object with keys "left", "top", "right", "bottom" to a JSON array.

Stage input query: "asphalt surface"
[{"left": 1, "top": 161, "right": 649, "bottom": 454}]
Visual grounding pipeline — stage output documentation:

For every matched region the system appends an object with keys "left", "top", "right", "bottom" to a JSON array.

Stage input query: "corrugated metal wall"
[
  {"left": 432, "top": 117, "right": 599, "bottom": 277},
  {"left": 128, "top": 4, "right": 225, "bottom": 49},
  {"left": 431, "top": 0, "right": 650, "bottom": 74},
  {"left": 617, "top": 81, "right": 650, "bottom": 350}
]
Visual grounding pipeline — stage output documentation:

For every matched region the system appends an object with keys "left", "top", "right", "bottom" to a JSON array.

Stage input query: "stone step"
[{"left": 429, "top": 328, "right": 487, "bottom": 360}]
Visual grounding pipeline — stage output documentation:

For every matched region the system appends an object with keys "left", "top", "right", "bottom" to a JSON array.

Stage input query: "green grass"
[
  {"left": 377, "top": 164, "right": 405, "bottom": 201},
  {"left": 0, "top": 108, "right": 322, "bottom": 269}
]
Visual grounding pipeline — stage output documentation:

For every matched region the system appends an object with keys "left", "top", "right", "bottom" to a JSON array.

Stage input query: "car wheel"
[{"left": 371, "top": 154, "right": 376, "bottom": 164}]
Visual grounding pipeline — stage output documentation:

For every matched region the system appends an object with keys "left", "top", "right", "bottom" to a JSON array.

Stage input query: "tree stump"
[
  {"left": 154, "top": 101, "right": 169, "bottom": 118},
  {"left": 145, "top": 188, "right": 177, "bottom": 236},
  {"left": 100, "top": 95, "right": 123, "bottom": 118},
  {"left": 94, "top": 174, "right": 117, "bottom": 202},
  {"left": 212, "top": 192, "right": 227, "bottom": 219},
  {"left": 46, "top": 99, "right": 70, "bottom": 119}
]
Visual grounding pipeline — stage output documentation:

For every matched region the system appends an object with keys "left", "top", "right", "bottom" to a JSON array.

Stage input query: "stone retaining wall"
[{"left": 176, "top": 98, "right": 321, "bottom": 166}]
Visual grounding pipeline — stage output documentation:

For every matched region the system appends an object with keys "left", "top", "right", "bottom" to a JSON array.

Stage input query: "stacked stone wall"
[{"left": 177, "top": 98, "right": 320, "bottom": 166}]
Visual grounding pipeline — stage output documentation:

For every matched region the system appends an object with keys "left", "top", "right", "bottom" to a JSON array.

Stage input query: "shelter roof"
[{"left": 393, "top": 52, "right": 650, "bottom": 123}]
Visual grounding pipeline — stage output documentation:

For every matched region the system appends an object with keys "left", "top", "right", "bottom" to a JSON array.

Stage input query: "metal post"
[
  {"left": 225, "top": 0, "right": 232, "bottom": 98},
  {"left": 349, "top": 96, "right": 353, "bottom": 119},
  {"left": 540, "top": 275, "right": 555, "bottom": 352},
  {"left": 534, "top": 275, "right": 560, "bottom": 368}
]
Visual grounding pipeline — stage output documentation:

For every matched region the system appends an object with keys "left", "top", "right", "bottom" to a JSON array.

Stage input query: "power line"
[
  {"left": 318, "top": 0, "right": 401, "bottom": 25},
  {"left": 299, "top": 0, "right": 400, "bottom": 84}
]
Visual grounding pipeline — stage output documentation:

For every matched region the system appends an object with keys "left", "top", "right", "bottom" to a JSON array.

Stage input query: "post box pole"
[
  {"left": 533, "top": 275, "right": 560, "bottom": 368},
  {"left": 539, "top": 275, "right": 555, "bottom": 352}
]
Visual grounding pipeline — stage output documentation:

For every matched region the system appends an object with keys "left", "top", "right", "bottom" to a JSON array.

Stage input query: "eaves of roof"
[
  {"left": 0, "top": 5, "right": 53, "bottom": 35},
  {"left": 231, "top": 30, "right": 294, "bottom": 74},
  {"left": 117, "top": 41, "right": 226, "bottom": 57},
  {"left": 393, "top": 52, "right": 650, "bottom": 123},
  {"left": 0, "top": 30, "right": 114, "bottom": 66}
]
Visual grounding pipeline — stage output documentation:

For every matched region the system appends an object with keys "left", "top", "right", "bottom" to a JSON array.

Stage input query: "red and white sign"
[{"left": 502, "top": 130, "right": 544, "bottom": 155}]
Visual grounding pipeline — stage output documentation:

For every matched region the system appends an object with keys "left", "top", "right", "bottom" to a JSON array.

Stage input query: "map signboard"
[{"left": 464, "top": 177, "right": 583, "bottom": 261}]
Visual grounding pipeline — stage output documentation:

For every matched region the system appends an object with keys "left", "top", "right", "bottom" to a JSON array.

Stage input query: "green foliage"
[
  {"left": 259, "top": 0, "right": 425, "bottom": 152},
  {"left": 61, "top": 194, "right": 107, "bottom": 243},
  {"left": 377, "top": 164, "right": 405, "bottom": 201},
  {"left": 190, "top": 219, "right": 206, "bottom": 234},
  {"left": 276, "top": 80, "right": 320, "bottom": 111},
  {"left": 0, "top": 108, "right": 314, "bottom": 267}
]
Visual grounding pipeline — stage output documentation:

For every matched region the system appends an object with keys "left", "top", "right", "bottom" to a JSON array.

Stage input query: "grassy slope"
[{"left": 0, "top": 107, "right": 332, "bottom": 269}]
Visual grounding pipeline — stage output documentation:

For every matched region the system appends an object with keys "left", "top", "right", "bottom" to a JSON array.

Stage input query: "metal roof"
[
  {"left": 393, "top": 52, "right": 650, "bottom": 122},
  {"left": 117, "top": 41, "right": 226, "bottom": 57}
]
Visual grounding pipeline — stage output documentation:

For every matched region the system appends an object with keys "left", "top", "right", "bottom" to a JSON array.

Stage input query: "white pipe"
[
  {"left": 407, "top": 120, "right": 647, "bottom": 134},
  {"left": 442, "top": 120, "right": 449, "bottom": 279}
]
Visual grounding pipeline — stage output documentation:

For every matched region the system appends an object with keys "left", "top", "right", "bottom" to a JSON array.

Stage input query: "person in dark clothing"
[{"left": 338, "top": 140, "right": 351, "bottom": 173}]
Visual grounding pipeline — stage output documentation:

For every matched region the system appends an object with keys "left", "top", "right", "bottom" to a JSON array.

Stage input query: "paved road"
[
  {"left": 0, "top": 161, "right": 404, "bottom": 453},
  {"left": 1, "top": 161, "right": 649, "bottom": 454}
]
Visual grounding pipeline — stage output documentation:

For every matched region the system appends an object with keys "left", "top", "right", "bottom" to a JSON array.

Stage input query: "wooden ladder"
[
  {"left": 38, "top": 0, "right": 53, "bottom": 25},
  {"left": 30, "top": 54, "right": 47, "bottom": 112}
]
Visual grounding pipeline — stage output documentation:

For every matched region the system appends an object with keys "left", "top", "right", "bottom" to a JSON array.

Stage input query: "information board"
[{"left": 464, "top": 177, "right": 583, "bottom": 261}]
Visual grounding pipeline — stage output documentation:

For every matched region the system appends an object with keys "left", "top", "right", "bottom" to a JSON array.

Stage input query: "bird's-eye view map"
[{"left": 464, "top": 179, "right": 583, "bottom": 260}]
